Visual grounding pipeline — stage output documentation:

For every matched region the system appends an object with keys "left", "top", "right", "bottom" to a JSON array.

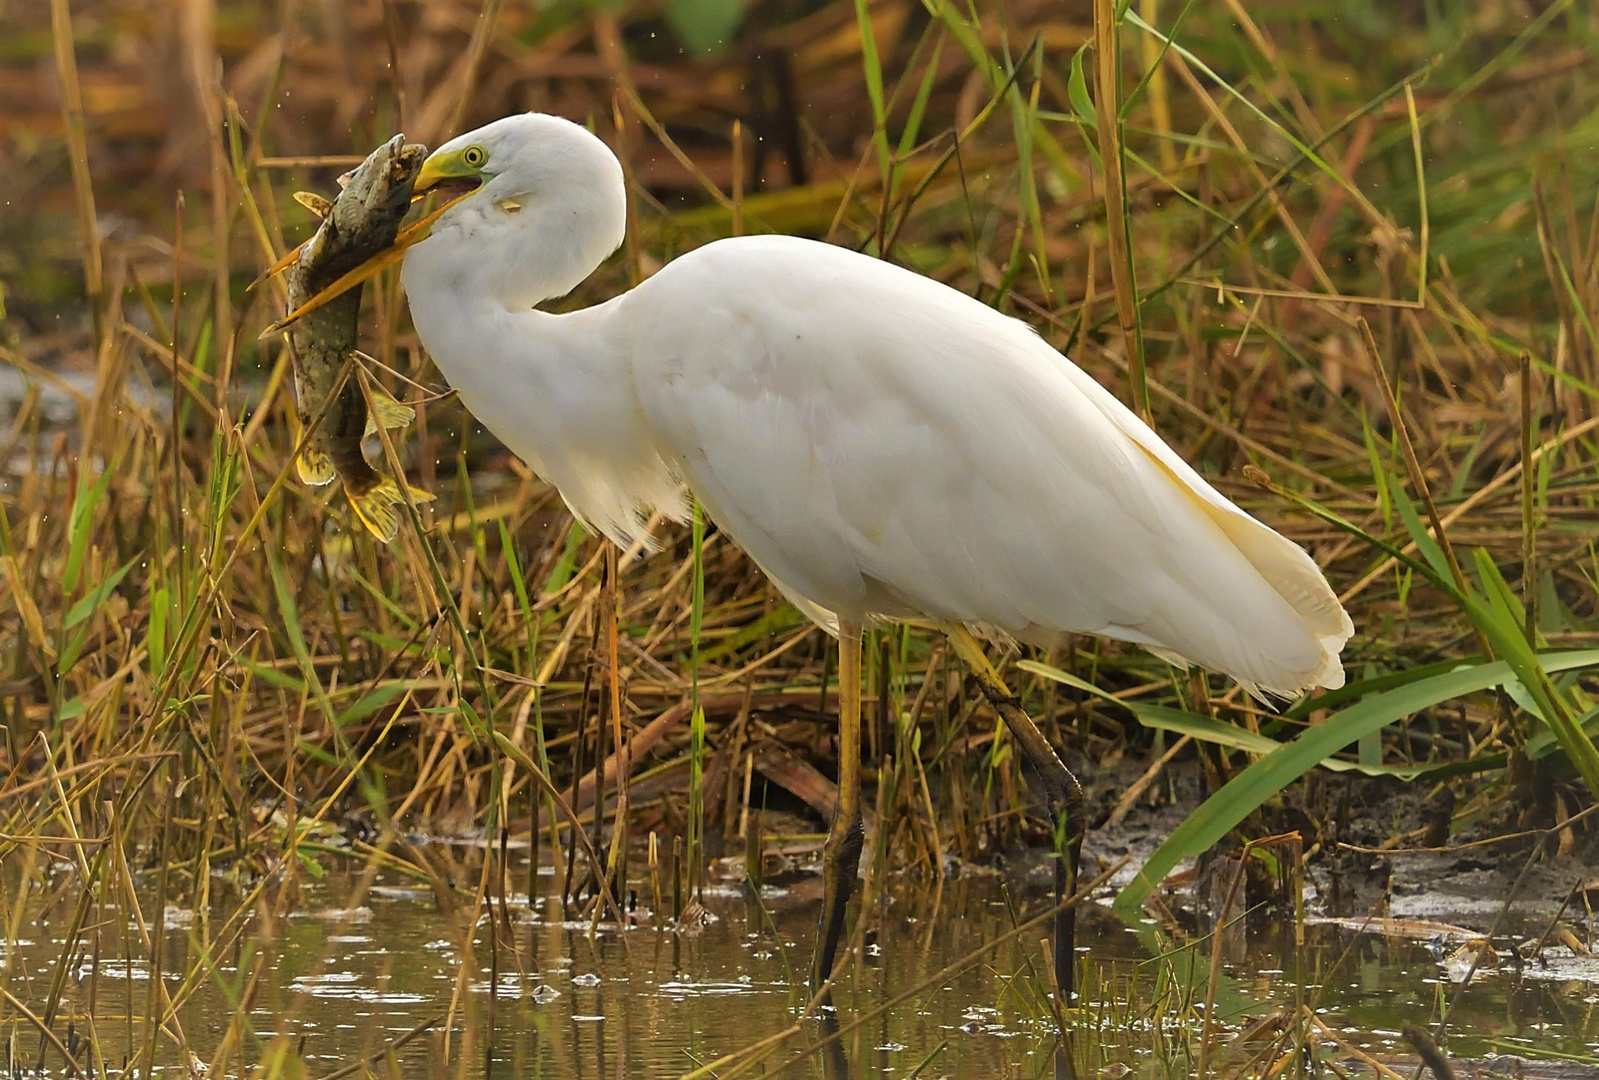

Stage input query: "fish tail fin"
[
  {"left": 348, "top": 474, "right": 434, "bottom": 542},
  {"left": 297, "top": 447, "right": 338, "bottom": 487},
  {"left": 363, "top": 388, "right": 416, "bottom": 436},
  {"left": 348, "top": 477, "right": 404, "bottom": 543}
]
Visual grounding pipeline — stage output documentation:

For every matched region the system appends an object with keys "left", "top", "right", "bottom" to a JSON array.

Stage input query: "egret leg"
[
  {"left": 945, "top": 623, "right": 1085, "bottom": 1003},
  {"left": 818, "top": 1010, "right": 850, "bottom": 1080},
  {"left": 811, "top": 618, "right": 865, "bottom": 992}
]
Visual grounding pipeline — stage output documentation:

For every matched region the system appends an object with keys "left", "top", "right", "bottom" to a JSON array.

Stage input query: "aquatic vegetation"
[{"left": 1, "top": 0, "right": 1597, "bottom": 1075}]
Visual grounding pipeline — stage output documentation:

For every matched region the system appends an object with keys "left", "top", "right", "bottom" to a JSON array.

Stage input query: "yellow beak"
[
  {"left": 414, "top": 154, "right": 450, "bottom": 195},
  {"left": 414, "top": 147, "right": 483, "bottom": 195}
]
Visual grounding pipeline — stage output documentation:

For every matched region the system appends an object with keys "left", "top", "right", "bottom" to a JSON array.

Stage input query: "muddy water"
[{"left": 12, "top": 849, "right": 1599, "bottom": 1079}]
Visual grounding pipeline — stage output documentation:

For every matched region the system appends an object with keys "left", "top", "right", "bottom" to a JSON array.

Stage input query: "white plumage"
[{"left": 400, "top": 113, "right": 1353, "bottom": 698}]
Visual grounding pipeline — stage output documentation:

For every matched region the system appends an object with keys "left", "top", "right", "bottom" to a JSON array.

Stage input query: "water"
[{"left": 10, "top": 847, "right": 1598, "bottom": 1079}]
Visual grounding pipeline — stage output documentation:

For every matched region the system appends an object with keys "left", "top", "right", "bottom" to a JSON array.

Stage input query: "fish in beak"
[{"left": 257, "top": 145, "right": 485, "bottom": 339}]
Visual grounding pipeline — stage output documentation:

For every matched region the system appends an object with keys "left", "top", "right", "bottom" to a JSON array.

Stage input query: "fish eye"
[{"left": 463, "top": 145, "right": 487, "bottom": 167}]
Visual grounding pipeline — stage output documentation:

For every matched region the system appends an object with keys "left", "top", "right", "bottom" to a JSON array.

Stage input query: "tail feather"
[
  {"left": 1199, "top": 506, "right": 1353, "bottom": 692},
  {"left": 1050, "top": 358, "right": 1353, "bottom": 696},
  {"left": 1116, "top": 433, "right": 1352, "bottom": 694}
]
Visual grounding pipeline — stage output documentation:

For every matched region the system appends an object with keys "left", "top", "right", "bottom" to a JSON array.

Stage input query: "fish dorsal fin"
[{"left": 294, "top": 191, "right": 333, "bottom": 219}]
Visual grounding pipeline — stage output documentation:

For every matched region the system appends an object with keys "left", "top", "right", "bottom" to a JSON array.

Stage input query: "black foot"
[
  {"left": 811, "top": 814, "right": 864, "bottom": 991},
  {"left": 1053, "top": 827, "right": 1083, "bottom": 1003},
  {"left": 818, "top": 1004, "right": 850, "bottom": 1080}
]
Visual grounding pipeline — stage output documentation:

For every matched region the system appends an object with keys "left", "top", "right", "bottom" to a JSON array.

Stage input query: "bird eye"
[{"left": 463, "top": 146, "right": 486, "bottom": 167}]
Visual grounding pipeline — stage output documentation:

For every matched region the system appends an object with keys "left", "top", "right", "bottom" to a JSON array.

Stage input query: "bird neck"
[
  {"left": 399, "top": 212, "right": 620, "bottom": 467},
  {"left": 402, "top": 274, "right": 624, "bottom": 451},
  {"left": 402, "top": 195, "right": 618, "bottom": 311},
  {"left": 399, "top": 265, "right": 682, "bottom": 548}
]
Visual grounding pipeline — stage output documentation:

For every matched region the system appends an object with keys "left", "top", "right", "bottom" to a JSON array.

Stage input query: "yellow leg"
[
  {"left": 945, "top": 623, "right": 1084, "bottom": 1003},
  {"left": 812, "top": 618, "right": 864, "bottom": 991}
]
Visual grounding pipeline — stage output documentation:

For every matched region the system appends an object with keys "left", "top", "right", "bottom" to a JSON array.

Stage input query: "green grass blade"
[
  {"left": 1123, "top": 702, "right": 1448, "bottom": 779},
  {"left": 854, "top": 0, "right": 890, "bottom": 182},
  {"left": 266, "top": 543, "right": 356, "bottom": 775},
  {"left": 500, "top": 517, "right": 558, "bottom": 826},
  {"left": 62, "top": 558, "right": 135, "bottom": 632},
  {"left": 895, "top": 33, "right": 946, "bottom": 160},
  {"left": 542, "top": 520, "right": 585, "bottom": 597},
  {"left": 1022, "top": 660, "right": 1484, "bottom": 780},
  {"left": 336, "top": 681, "right": 415, "bottom": 726},
  {"left": 1024, "top": 650, "right": 1599, "bottom": 916},
  {"left": 501, "top": 518, "right": 539, "bottom": 665},
  {"left": 1123, "top": 9, "right": 1335, "bottom": 178},
  {"left": 62, "top": 464, "right": 113, "bottom": 597},
  {"left": 346, "top": 568, "right": 419, "bottom": 632},
  {"left": 56, "top": 558, "right": 135, "bottom": 673},
  {"left": 1283, "top": 655, "right": 1474, "bottom": 721},
  {"left": 1460, "top": 548, "right": 1599, "bottom": 796},
  {"left": 922, "top": 0, "right": 1081, "bottom": 187},
  {"left": 147, "top": 585, "right": 168, "bottom": 679},
  {"left": 1388, "top": 483, "right": 1454, "bottom": 588},
  {"left": 1067, "top": 45, "right": 1096, "bottom": 130},
  {"left": 696, "top": 602, "right": 805, "bottom": 664}
]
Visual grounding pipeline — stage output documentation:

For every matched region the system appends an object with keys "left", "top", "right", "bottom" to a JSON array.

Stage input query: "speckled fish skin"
[{"left": 285, "top": 133, "right": 425, "bottom": 540}]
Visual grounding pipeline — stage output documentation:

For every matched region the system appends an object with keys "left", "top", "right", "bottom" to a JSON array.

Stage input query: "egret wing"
[{"left": 628, "top": 236, "right": 1348, "bottom": 695}]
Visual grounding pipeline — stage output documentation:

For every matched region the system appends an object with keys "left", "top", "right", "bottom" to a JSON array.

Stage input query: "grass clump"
[{"left": 0, "top": 0, "right": 1598, "bottom": 1075}]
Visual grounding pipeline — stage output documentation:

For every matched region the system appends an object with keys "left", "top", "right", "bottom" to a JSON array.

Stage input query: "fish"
[{"left": 282, "top": 133, "right": 429, "bottom": 542}]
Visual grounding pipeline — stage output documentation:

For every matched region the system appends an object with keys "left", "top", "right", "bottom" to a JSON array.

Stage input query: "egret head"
[{"left": 405, "top": 114, "right": 628, "bottom": 309}]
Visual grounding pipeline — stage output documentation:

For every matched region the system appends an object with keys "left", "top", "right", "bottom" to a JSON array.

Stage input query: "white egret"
[{"left": 388, "top": 112, "right": 1352, "bottom": 995}]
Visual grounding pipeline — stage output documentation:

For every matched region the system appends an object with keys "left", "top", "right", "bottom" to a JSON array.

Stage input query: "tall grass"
[{"left": 0, "top": 0, "right": 1597, "bottom": 1074}]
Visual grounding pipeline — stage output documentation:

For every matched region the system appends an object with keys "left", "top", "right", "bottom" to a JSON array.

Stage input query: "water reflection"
[{"left": 13, "top": 847, "right": 1598, "bottom": 1079}]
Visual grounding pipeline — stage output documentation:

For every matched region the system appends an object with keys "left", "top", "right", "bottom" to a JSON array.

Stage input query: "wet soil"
[{"left": 1077, "top": 749, "right": 1599, "bottom": 962}]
